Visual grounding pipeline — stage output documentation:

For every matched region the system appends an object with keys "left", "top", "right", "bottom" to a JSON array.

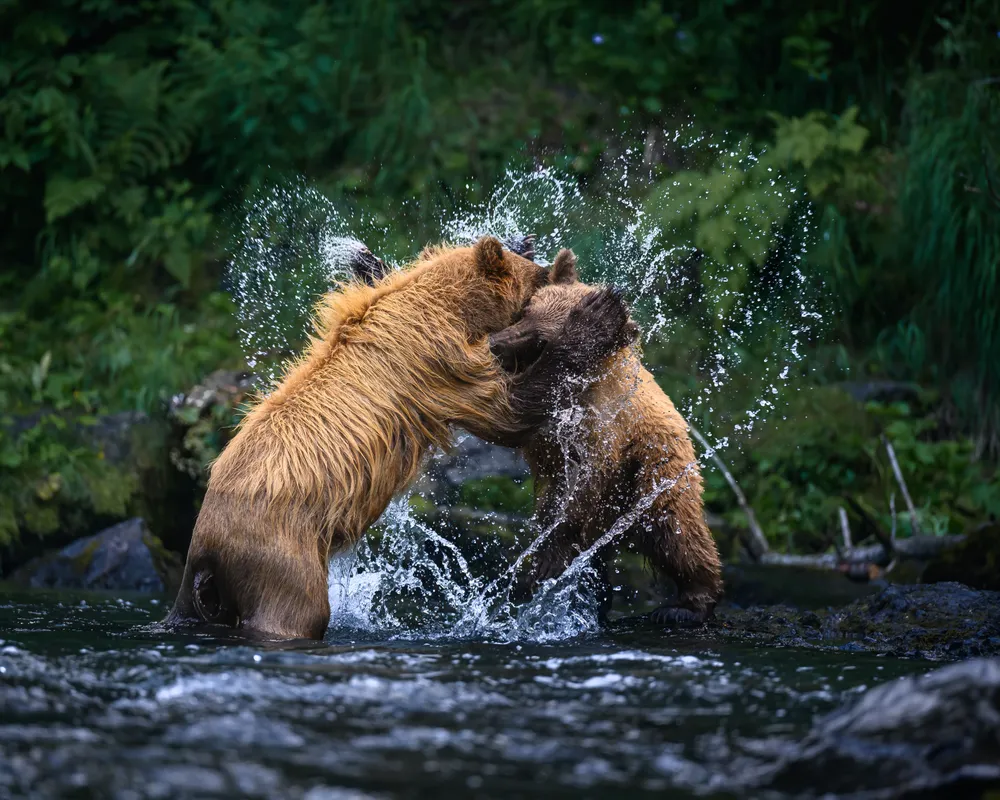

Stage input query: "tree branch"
[
  {"left": 688, "top": 422, "right": 770, "bottom": 560},
  {"left": 838, "top": 506, "right": 852, "bottom": 549},
  {"left": 882, "top": 435, "right": 921, "bottom": 536}
]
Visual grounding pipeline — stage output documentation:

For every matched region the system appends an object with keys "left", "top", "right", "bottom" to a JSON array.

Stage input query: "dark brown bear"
[
  {"left": 489, "top": 247, "right": 723, "bottom": 625},
  {"left": 351, "top": 239, "right": 722, "bottom": 626}
]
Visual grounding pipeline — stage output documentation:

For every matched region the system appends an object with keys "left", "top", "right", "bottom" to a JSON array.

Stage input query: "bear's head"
[
  {"left": 488, "top": 248, "right": 605, "bottom": 372},
  {"left": 346, "top": 235, "right": 547, "bottom": 342},
  {"left": 402, "top": 236, "right": 549, "bottom": 342}
]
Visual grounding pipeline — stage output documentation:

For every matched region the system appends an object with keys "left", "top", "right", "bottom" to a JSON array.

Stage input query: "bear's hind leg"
[{"left": 637, "top": 509, "right": 722, "bottom": 629}]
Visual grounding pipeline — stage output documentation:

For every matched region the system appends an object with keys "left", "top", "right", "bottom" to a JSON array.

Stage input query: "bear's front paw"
[
  {"left": 563, "top": 287, "right": 634, "bottom": 360},
  {"left": 504, "top": 234, "right": 536, "bottom": 261},
  {"left": 649, "top": 605, "right": 707, "bottom": 628}
]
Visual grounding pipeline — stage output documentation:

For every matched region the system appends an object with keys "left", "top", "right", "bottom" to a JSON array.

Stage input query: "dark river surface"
[{"left": 1, "top": 586, "right": 965, "bottom": 800}]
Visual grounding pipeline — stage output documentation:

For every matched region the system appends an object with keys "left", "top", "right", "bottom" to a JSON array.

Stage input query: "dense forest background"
[{"left": 1, "top": 0, "right": 998, "bottom": 570}]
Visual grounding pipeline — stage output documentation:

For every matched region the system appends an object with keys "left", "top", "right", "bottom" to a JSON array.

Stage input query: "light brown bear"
[
  {"left": 489, "top": 247, "right": 723, "bottom": 626},
  {"left": 166, "top": 237, "right": 636, "bottom": 640}
]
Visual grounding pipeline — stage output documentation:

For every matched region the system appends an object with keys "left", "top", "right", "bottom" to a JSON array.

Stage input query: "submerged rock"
[
  {"left": 715, "top": 582, "right": 1000, "bottom": 660},
  {"left": 738, "top": 657, "right": 1000, "bottom": 798},
  {"left": 9, "top": 518, "right": 182, "bottom": 595}
]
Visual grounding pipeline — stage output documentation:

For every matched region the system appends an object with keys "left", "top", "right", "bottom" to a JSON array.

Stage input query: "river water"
[{"left": 0, "top": 587, "right": 939, "bottom": 799}]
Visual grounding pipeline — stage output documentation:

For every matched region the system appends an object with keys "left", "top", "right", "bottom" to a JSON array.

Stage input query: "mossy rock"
[{"left": 9, "top": 518, "right": 182, "bottom": 596}]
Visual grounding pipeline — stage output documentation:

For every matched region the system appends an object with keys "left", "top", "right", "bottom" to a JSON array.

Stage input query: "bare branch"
[
  {"left": 838, "top": 506, "right": 852, "bottom": 549},
  {"left": 889, "top": 492, "right": 897, "bottom": 543},
  {"left": 643, "top": 128, "right": 657, "bottom": 166},
  {"left": 688, "top": 422, "right": 769, "bottom": 560},
  {"left": 759, "top": 533, "right": 965, "bottom": 573},
  {"left": 882, "top": 435, "right": 921, "bottom": 536},
  {"left": 882, "top": 493, "right": 899, "bottom": 575}
]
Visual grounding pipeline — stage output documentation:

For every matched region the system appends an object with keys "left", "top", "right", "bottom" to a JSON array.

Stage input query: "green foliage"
[
  {"left": 767, "top": 108, "right": 871, "bottom": 198},
  {"left": 0, "top": 292, "right": 240, "bottom": 551},
  {"left": 459, "top": 477, "right": 535, "bottom": 516},
  {"left": 703, "top": 388, "right": 1000, "bottom": 553},
  {"left": 889, "top": 75, "right": 1000, "bottom": 450},
  {"left": 0, "top": 414, "right": 137, "bottom": 549},
  {"left": 1, "top": 0, "right": 998, "bottom": 559}
]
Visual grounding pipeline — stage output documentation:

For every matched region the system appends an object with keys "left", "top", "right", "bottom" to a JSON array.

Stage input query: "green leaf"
[
  {"left": 163, "top": 244, "right": 192, "bottom": 288},
  {"left": 43, "top": 177, "right": 107, "bottom": 223}
]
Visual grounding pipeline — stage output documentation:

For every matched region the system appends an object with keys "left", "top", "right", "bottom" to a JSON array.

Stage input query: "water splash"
[
  {"left": 227, "top": 129, "right": 825, "bottom": 643},
  {"left": 326, "top": 490, "right": 603, "bottom": 644},
  {"left": 226, "top": 179, "right": 405, "bottom": 391}
]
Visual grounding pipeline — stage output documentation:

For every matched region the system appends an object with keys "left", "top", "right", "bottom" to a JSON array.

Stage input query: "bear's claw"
[
  {"left": 505, "top": 234, "right": 536, "bottom": 262},
  {"left": 563, "top": 287, "right": 637, "bottom": 363},
  {"left": 649, "top": 605, "right": 707, "bottom": 628}
]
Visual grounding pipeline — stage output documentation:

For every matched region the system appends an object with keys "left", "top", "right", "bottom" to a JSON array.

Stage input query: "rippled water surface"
[{"left": 0, "top": 588, "right": 932, "bottom": 799}]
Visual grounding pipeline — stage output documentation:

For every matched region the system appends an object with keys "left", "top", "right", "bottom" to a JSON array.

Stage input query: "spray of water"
[{"left": 226, "top": 131, "right": 825, "bottom": 643}]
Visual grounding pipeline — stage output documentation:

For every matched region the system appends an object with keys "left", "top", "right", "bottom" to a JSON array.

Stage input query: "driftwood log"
[{"left": 758, "top": 534, "right": 966, "bottom": 570}]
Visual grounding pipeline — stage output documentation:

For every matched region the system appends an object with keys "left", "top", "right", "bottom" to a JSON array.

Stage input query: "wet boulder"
[
  {"left": 9, "top": 518, "right": 182, "bottom": 595},
  {"left": 740, "top": 657, "right": 1000, "bottom": 798}
]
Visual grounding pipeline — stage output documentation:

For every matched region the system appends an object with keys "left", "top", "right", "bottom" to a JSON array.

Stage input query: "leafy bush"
[{"left": 703, "top": 388, "right": 1000, "bottom": 553}]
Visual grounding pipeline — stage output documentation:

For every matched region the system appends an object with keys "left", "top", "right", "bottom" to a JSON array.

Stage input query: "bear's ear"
[
  {"left": 348, "top": 244, "right": 389, "bottom": 286},
  {"left": 417, "top": 244, "right": 442, "bottom": 262},
  {"left": 550, "top": 248, "right": 579, "bottom": 284},
  {"left": 473, "top": 236, "right": 510, "bottom": 281}
]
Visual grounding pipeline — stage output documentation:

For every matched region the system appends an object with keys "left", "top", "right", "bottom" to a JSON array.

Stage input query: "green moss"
[{"left": 70, "top": 538, "right": 103, "bottom": 575}]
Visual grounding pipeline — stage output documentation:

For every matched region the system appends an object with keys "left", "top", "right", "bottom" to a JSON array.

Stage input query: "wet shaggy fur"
[
  {"left": 489, "top": 249, "right": 723, "bottom": 626},
  {"left": 167, "top": 237, "right": 635, "bottom": 640},
  {"left": 166, "top": 237, "right": 545, "bottom": 639}
]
